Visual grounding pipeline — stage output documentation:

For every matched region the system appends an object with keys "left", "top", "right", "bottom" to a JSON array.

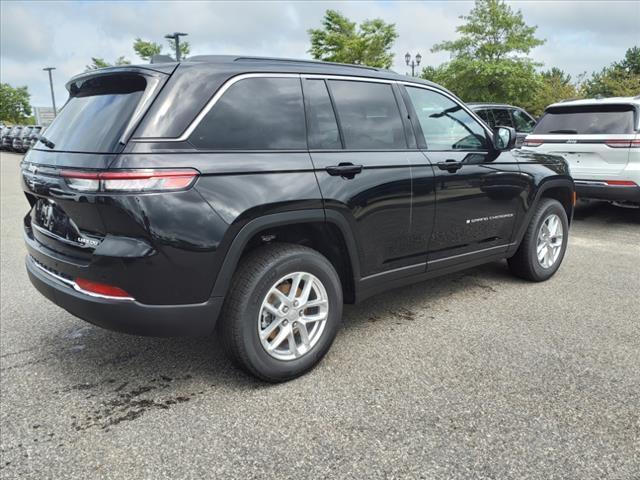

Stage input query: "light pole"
[
  {"left": 405, "top": 52, "right": 422, "bottom": 77},
  {"left": 164, "top": 32, "right": 188, "bottom": 61},
  {"left": 42, "top": 67, "right": 57, "bottom": 115}
]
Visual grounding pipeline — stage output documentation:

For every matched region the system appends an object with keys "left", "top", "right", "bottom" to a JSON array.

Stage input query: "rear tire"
[
  {"left": 508, "top": 198, "right": 569, "bottom": 281},
  {"left": 219, "top": 243, "right": 343, "bottom": 382}
]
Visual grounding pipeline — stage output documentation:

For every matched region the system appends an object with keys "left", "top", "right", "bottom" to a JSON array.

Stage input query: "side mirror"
[{"left": 493, "top": 126, "right": 516, "bottom": 151}]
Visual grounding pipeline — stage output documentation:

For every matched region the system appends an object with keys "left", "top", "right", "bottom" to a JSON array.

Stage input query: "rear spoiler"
[{"left": 65, "top": 64, "right": 177, "bottom": 92}]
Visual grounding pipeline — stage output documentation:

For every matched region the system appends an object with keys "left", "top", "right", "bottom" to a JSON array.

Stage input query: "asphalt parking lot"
[{"left": 1, "top": 151, "right": 639, "bottom": 479}]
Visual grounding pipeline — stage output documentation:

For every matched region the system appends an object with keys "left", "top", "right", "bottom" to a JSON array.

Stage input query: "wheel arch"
[
  {"left": 210, "top": 209, "right": 360, "bottom": 303},
  {"left": 511, "top": 177, "right": 575, "bottom": 252}
]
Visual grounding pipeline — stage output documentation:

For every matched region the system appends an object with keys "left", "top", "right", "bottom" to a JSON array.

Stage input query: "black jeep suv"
[{"left": 22, "top": 56, "right": 574, "bottom": 381}]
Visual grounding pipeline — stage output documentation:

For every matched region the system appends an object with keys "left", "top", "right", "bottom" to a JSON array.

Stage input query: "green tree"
[
  {"left": 133, "top": 38, "right": 163, "bottom": 61},
  {"left": 0, "top": 83, "right": 32, "bottom": 123},
  {"left": 581, "top": 46, "right": 640, "bottom": 97},
  {"left": 166, "top": 37, "right": 190, "bottom": 60},
  {"left": 308, "top": 10, "right": 398, "bottom": 68},
  {"left": 85, "top": 56, "right": 131, "bottom": 71},
  {"left": 425, "top": 0, "right": 544, "bottom": 106},
  {"left": 133, "top": 37, "right": 189, "bottom": 61},
  {"left": 526, "top": 68, "right": 580, "bottom": 117}
]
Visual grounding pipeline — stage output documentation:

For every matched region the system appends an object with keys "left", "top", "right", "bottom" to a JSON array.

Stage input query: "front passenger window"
[{"left": 405, "top": 87, "right": 488, "bottom": 151}]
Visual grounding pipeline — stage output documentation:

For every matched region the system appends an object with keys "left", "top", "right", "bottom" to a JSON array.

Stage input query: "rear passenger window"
[
  {"left": 190, "top": 77, "right": 306, "bottom": 150},
  {"left": 328, "top": 80, "right": 406, "bottom": 149},
  {"left": 303, "top": 79, "right": 341, "bottom": 149},
  {"left": 491, "top": 109, "right": 514, "bottom": 128}
]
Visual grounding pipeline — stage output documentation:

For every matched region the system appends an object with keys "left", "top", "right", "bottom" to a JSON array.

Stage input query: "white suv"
[{"left": 523, "top": 96, "right": 640, "bottom": 205}]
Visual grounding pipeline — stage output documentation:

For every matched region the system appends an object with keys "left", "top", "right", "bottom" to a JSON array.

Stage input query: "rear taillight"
[
  {"left": 604, "top": 180, "right": 637, "bottom": 186},
  {"left": 523, "top": 139, "right": 543, "bottom": 147},
  {"left": 605, "top": 139, "right": 640, "bottom": 148},
  {"left": 75, "top": 277, "right": 133, "bottom": 300},
  {"left": 60, "top": 169, "right": 199, "bottom": 193}
]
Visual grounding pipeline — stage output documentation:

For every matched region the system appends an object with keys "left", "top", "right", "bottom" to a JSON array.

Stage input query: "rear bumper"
[
  {"left": 575, "top": 181, "right": 640, "bottom": 203},
  {"left": 26, "top": 255, "right": 223, "bottom": 337}
]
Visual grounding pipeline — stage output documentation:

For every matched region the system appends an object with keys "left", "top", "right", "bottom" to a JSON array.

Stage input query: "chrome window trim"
[{"left": 131, "top": 72, "right": 484, "bottom": 144}]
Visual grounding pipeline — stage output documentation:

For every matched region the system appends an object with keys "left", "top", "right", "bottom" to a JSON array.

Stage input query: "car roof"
[
  {"left": 546, "top": 96, "right": 640, "bottom": 109},
  {"left": 83, "top": 54, "right": 444, "bottom": 90},
  {"left": 467, "top": 103, "right": 522, "bottom": 109}
]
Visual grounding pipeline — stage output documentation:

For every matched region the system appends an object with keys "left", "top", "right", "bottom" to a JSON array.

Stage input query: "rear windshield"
[
  {"left": 41, "top": 74, "right": 147, "bottom": 153},
  {"left": 534, "top": 105, "right": 636, "bottom": 135}
]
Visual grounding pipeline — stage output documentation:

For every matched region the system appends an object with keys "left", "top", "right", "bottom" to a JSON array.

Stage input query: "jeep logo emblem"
[{"left": 566, "top": 139, "right": 577, "bottom": 144}]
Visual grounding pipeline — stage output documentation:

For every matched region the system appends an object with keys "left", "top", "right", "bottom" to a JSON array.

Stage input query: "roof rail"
[
  {"left": 235, "top": 56, "right": 383, "bottom": 71},
  {"left": 150, "top": 54, "right": 175, "bottom": 64},
  {"left": 185, "top": 55, "right": 384, "bottom": 72}
]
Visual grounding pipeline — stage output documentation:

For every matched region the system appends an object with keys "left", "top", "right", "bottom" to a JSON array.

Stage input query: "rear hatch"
[
  {"left": 524, "top": 104, "right": 638, "bottom": 176},
  {"left": 22, "top": 66, "right": 173, "bottom": 259}
]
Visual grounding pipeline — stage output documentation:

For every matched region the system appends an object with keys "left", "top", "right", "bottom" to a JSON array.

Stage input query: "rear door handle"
[
  {"left": 437, "top": 160, "right": 463, "bottom": 172},
  {"left": 326, "top": 163, "right": 363, "bottom": 178}
]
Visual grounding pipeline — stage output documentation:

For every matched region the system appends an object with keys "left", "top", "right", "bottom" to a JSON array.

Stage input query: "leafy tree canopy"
[
  {"left": 133, "top": 38, "right": 162, "bottom": 61},
  {"left": 581, "top": 46, "right": 640, "bottom": 97},
  {"left": 308, "top": 10, "right": 398, "bottom": 68},
  {"left": 0, "top": 83, "right": 32, "bottom": 124},
  {"left": 133, "top": 37, "right": 190, "bottom": 61},
  {"left": 425, "top": 0, "right": 545, "bottom": 107}
]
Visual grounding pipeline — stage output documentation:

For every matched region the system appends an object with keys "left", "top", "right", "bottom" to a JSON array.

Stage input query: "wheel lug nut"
[
  {"left": 293, "top": 300, "right": 299, "bottom": 307},
  {"left": 282, "top": 306, "right": 289, "bottom": 313}
]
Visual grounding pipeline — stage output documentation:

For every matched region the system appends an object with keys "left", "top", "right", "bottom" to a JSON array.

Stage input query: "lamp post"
[
  {"left": 164, "top": 32, "right": 188, "bottom": 61},
  {"left": 42, "top": 67, "right": 57, "bottom": 115},
  {"left": 405, "top": 52, "right": 422, "bottom": 77}
]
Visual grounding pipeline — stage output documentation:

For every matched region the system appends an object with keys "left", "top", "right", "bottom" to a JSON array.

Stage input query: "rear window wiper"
[
  {"left": 38, "top": 135, "right": 55, "bottom": 149},
  {"left": 547, "top": 129, "right": 578, "bottom": 134}
]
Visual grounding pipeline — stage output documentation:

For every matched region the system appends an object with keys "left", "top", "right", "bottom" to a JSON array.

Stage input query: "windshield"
[
  {"left": 534, "top": 105, "right": 636, "bottom": 135},
  {"left": 40, "top": 73, "right": 147, "bottom": 153}
]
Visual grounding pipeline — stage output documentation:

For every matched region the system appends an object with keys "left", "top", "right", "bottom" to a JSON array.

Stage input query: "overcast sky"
[{"left": 1, "top": 0, "right": 639, "bottom": 107}]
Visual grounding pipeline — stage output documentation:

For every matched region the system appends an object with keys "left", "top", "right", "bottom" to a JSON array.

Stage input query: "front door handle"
[
  {"left": 437, "top": 160, "right": 463, "bottom": 172},
  {"left": 326, "top": 163, "right": 363, "bottom": 179}
]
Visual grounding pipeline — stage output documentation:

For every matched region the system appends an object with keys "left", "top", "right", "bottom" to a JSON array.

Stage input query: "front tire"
[
  {"left": 508, "top": 198, "right": 569, "bottom": 281},
  {"left": 219, "top": 243, "right": 343, "bottom": 382}
]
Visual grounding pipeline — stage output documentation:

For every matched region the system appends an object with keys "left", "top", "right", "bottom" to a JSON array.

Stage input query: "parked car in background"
[
  {"left": 12, "top": 126, "right": 34, "bottom": 153},
  {"left": 0, "top": 125, "right": 7, "bottom": 148},
  {"left": 26, "top": 126, "right": 43, "bottom": 151},
  {"left": 2, "top": 125, "right": 23, "bottom": 151},
  {"left": 469, "top": 103, "right": 537, "bottom": 147},
  {"left": 523, "top": 96, "right": 640, "bottom": 205}
]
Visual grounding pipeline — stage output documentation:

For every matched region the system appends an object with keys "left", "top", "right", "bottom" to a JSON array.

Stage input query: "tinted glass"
[
  {"left": 190, "top": 77, "right": 306, "bottom": 150},
  {"left": 328, "top": 80, "right": 406, "bottom": 149},
  {"left": 534, "top": 105, "right": 636, "bottom": 134},
  {"left": 491, "top": 109, "right": 514, "bottom": 128},
  {"left": 304, "top": 79, "right": 341, "bottom": 149},
  {"left": 42, "top": 74, "right": 146, "bottom": 153},
  {"left": 475, "top": 109, "right": 496, "bottom": 128},
  {"left": 512, "top": 109, "right": 536, "bottom": 133},
  {"left": 406, "top": 87, "right": 488, "bottom": 150}
]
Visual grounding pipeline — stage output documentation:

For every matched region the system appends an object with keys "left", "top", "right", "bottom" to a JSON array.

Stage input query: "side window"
[
  {"left": 491, "top": 109, "right": 514, "bottom": 128},
  {"left": 512, "top": 109, "right": 536, "bottom": 133},
  {"left": 475, "top": 109, "right": 496, "bottom": 128},
  {"left": 303, "top": 79, "right": 341, "bottom": 149},
  {"left": 405, "top": 87, "right": 489, "bottom": 151},
  {"left": 190, "top": 77, "right": 306, "bottom": 150},
  {"left": 327, "top": 80, "right": 406, "bottom": 149}
]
